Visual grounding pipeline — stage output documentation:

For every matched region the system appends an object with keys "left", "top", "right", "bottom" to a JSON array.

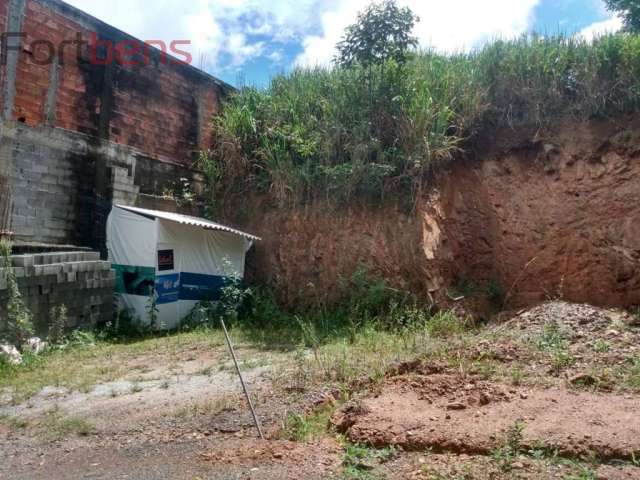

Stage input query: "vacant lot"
[{"left": 1, "top": 301, "right": 640, "bottom": 479}]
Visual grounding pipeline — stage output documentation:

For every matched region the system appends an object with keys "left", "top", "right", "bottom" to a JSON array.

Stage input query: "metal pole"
[{"left": 219, "top": 317, "right": 264, "bottom": 440}]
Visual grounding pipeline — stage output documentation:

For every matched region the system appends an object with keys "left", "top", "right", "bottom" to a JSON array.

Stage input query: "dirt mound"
[{"left": 334, "top": 365, "right": 640, "bottom": 460}]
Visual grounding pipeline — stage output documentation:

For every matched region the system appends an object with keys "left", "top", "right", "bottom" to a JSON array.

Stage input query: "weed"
[
  {"left": 592, "top": 339, "right": 611, "bottom": 353},
  {"left": 473, "top": 358, "right": 497, "bottom": 380},
  {"left": 0, "top": 414, "right": 28, "bottom": 430},
  {"left": 130, "top": 382, "right": 143, "bottom": 394},
  {"left": 535, "top": 321, "right": 574, "bottom": 373},
  {"left": 280, "top": 405, "right": 334, "bottom": 442},
  {"left": 0, "top": 240, "right": 34, "bottom": 347},
  {"left": 527, "top": 441, "right": 559, "bottom": 461},
  {"left": 197, "top": 366, "right": 213, "bottom": 376},
  {"left": 174, "top": 395, "right": 238, "bottom": 418},
  {"left": 159, "top": 380, "right": 170, "bottom": 389},
  {"left": 486, "top": 279, "right": 505, "bottom": 309},
  {"left": 622, "top": 356, "right": 640, "bottom": 391},
  {"left": 41, "top": 407, "right": 95, "bottom": 439},
  {"left": 561, "top": 462, "right": 597, "bottom": 480},
  {"left": 491, "top": 420, "right": 525, "bottom": 472},
  {"left": 341, "top": 442, "right": 395, "bottom": 480},
  {"left": 427, "top": 311, "right": 468, "bottom": 338},
  {"left": 510, "top": 366, "right": 525, "bottom": 386},
  {"left": 536, "top": 321, "right": 567, "bottom": 351},
  {"left": 448, "top": 277, "right": 477, "bottom": 299},
  {"left": 550, "top": 348, "right": 575, "bottom": 373},
  {"left": 146, "top": 288, "right": 160, "bottom": 330},
  {"left": 48, "top": 304, "right": 68, "bottom": 346}
]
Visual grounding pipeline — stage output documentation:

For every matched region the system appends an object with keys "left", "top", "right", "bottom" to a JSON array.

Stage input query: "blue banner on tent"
[
  {"left": 155, "top": 274, "right": 180, "bottom": 304},
  {"left": 179, "top": 272, "right": 227, "bottom": 301}
]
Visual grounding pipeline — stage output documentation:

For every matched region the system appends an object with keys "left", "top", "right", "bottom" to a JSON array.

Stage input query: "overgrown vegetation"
[
  {"left": 206, "top": 28, "right": 640, "bottom": 209},
  {"left": 0, "top": 240, "right": 34, "bottom": 347}
]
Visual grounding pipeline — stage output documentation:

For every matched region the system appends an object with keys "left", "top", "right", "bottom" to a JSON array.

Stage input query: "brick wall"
[
  {"left": 0, "top": 0, "right": 231, "bottom": 246},
  {"left": 8, "top": 0, "right": 229, "bottom": 162}
]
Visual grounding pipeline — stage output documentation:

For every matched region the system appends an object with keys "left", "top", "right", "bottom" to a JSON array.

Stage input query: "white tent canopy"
[{"left": 106, "top": 205, "right": 259, "bottom": 329}]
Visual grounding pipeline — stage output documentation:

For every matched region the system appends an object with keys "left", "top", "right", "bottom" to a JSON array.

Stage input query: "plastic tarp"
[{"left": 106, "top": 206, "right": 254, "bottom": 330}]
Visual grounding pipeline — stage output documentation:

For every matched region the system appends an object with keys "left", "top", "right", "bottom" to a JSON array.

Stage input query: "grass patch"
[
  {"left": 40, "top": 407, "right": 95, "bottom": 440},
  {"left": 280, "top": 404, "right": 336, "bottom": 442},
  {"left": 341, "top": 441, "right": 395, "bottom": 480},
  {"left": 0, "top": 413, "right": 28, "bottom": 430},
  {"left": 592, "top": 339, "right": 611, "bottom": 353},
  {"left": 618, "top": 356, "right": 640, "bottom": 391},
  {"left": 0, "top": 329, "right": 225, "bottom": 404},
  {"left": 173, "top": 394, "right": 240, "bottom": 419},
  {"left": 534, "top": 321, "right": 574, "bottom": 374}
]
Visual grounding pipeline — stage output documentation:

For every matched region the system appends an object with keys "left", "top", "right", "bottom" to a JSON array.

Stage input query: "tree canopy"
[
  {"left": 605, "top": 0, "right": 640, "bottom": 32},
  {"left": 335, "top": 0, "right": 419, "bottom": 68}
]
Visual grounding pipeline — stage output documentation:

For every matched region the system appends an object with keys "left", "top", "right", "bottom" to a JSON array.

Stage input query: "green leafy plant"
[
  {"left": 48, "top": 304, "right": 68, "bottom": 346},
  {"left": 492, "top": 420, "right": 525, "bottom": 472},
  {"left": 341, "top": 442, "right": 395, "bottom": 479},
  {"left": 593, "top": 339, "right": 611, "bottom": 353},
  {"left": 146, "top": 287, "right": 160, "bottom": 330},
  {"left": 0, "top": 240, "right": 34, "bottom": 347},
  {"left": 280, "top": 405, "right": 334, "bottom": 442}
]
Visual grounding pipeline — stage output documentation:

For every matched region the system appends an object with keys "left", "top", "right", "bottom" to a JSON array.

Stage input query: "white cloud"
[
  {"left": 227, "top": 33, "right": 266, "bottom": 68},
  {"left": 295, "top": 0, "right": 541, "bottom": 67},
  {"left": 64, "top": 0, "right": 302, "bottom": 71},
  {"left": 579, "top": 15, "right": 623, "bottom": 40},
  {"left": 65, "top": 0, "right": 224, "bottom": 65}
]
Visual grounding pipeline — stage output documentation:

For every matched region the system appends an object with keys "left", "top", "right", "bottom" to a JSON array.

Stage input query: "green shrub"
[
  {"left": 0, "top": 240, "right": 34, "bottom": 347},
  {"left": 48, "top": 304, "right": 68, "bottom": 346}
]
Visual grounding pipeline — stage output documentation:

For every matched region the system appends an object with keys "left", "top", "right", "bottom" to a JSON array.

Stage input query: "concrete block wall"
[
  {"left": 0, "top": 121, "right": 140, "bottom": 248},
  {"left": 0, "top": 251, "right": 115, "bottom": 335}
]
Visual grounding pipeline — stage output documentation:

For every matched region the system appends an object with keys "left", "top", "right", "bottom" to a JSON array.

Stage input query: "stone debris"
[
  {"left": 23, "top": 337, "right": 47, "bottom": 355},
  {"left": 0, "top": 344, "right": 22, "bottom": 365}
]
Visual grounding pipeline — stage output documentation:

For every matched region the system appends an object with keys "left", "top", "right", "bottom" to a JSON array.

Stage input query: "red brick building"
[{"left": 0, "top": 0, "right": 233, "bottom": 250}]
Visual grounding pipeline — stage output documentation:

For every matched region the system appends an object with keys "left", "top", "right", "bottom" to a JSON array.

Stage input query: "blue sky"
[{"left": 65, "top": 0, "right": 622, "bottom": 88}]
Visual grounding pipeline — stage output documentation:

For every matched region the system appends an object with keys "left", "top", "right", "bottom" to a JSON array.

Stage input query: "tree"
[
  {"left": 604, "top": 0, "right": 640, "bottom": 33},
  {"left": 335, "top": 0, "right": 419, "bottom": 68}
]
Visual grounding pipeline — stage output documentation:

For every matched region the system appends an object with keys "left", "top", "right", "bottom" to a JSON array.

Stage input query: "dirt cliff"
[{"left": 239, "top": 114, "right": 640, "bottom": 309}]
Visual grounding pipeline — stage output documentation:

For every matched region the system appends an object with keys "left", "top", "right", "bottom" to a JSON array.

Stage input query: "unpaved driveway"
[
  {"left": 0, "top": 335, "right": 338, "bottom": 480},
  {"left": 3, "top": 301, "right": 640, "bottom": 479}
]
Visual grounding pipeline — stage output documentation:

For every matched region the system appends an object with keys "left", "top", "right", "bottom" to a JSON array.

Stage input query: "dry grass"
[{"left": 0, "top": 329, "right": 226, "bottom": 404}]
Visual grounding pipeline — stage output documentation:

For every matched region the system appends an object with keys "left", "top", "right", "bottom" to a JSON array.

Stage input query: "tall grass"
[{"left": 205, "top": 34, "right": 640, "bottom": 208}]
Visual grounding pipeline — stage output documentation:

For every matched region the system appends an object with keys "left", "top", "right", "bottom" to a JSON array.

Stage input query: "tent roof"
[{"left": 115, "top": 205, "right": 261, "bottom": 242}]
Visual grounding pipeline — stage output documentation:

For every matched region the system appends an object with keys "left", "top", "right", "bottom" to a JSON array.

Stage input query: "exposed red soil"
[
  {"left": 334, "top": 365, "right": 640, "bottom": 460},
  {"left": 238, "top": 115, "right": 640, "bottom": 309}
]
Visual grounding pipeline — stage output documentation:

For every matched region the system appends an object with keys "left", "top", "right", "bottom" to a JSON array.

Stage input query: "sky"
[{"left": 64, "top": 0, "right": 623, "bottom": 88}]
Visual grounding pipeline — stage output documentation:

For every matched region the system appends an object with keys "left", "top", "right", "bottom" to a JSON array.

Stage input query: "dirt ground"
[{"left": 2, "top": 301, "right": 640, "bottom": 479}]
